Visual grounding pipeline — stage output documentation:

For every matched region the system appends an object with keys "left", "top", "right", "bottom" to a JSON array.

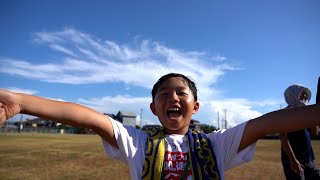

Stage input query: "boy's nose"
[{"left": 168, "top": 91, "right": 179, "bottom": 103}]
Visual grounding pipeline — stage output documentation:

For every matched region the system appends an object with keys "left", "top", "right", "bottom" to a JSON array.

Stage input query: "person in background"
[{"left": 279, "top": 84, "right": 320, "bottom": 180}]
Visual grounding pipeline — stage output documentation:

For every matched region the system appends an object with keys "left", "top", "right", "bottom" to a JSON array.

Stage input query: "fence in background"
[{"left": 0, "top": 126, "right": 95, "bottom": 135}]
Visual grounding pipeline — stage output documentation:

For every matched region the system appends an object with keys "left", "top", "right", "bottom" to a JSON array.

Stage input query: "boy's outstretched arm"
[
  {"left": 0, "top": 89, "right": 118, "bottom": 148},
  {"left": 238, "top": 104, "right": 320, "bottom": 151}
]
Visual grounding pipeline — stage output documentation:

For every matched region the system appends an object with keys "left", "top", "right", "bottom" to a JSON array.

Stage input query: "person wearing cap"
[{"left": 279, "top": 84, "right": 320, "bottom": 180}]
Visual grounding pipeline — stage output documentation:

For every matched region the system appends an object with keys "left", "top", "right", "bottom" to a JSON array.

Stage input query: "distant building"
[
  {"left": 16, "top": 117, "right": 94, "bottom": 134},
  {"left": 22, "top": 117, "right": 58, "bottom": 128},
  {"left": 116, "top": 111, "right": 137, "bottom": 127},
  {"left": 104, "top": 111, "right": 137, "bottom": 128}
]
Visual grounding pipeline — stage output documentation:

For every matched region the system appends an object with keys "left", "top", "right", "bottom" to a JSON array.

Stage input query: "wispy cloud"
[
  {"left": 5, "top": 87, "right": 38, "bottom": 95},
  {"left": 78, "top": 95, "right": 151, "bottom": 113},
  {"left": 199, "top": 98, "right": 281, "bottom": 127},
  {"left": 1, "top": 28, "right": 279, "bottom": 126},
  {"left": 77, "top": 95, "right": 154, "bottom": 126},
  {"left": 0, "top": 28, "right": 235, "bottom": 96}
]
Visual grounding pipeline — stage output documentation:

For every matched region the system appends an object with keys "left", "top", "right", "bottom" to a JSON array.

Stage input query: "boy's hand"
[{"left": 0, "top": 89, "right": 21, "bottom": 125}]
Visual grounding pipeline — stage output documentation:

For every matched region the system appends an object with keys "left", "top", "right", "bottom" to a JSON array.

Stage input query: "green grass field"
[{"left": 0, "top": 134, "right": 319, "bottom": 180}]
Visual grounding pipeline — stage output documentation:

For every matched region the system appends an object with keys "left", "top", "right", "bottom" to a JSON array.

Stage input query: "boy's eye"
[{"left": 178, "top": 92, "right": 188, "bottom": 95}]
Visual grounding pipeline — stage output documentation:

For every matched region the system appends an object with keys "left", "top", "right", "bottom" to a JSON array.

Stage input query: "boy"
[{"left": 0, "top": 73, "right": 319, "bottom": 180}]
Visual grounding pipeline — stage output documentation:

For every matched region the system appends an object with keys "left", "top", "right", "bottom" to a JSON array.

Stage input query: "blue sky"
[{"left": 1, "top": 0, "right": 319, "bottom": 128}]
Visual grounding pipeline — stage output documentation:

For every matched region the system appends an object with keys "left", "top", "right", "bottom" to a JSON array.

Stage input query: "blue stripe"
[{"left": 188, "top": 129, "right": 200, "bottom": 179}]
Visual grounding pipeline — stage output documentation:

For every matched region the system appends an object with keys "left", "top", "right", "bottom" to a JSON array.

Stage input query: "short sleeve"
[
  {"left": 207, "top": 121, "right": 256, "bottom": 172},
  {"left": 101, "top": 117, "right": 148, "bottom": 165}
]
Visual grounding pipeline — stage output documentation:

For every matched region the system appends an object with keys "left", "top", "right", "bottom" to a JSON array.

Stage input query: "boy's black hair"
[{"left": 151, "top": 73, "right": 198, "bottom": 102}]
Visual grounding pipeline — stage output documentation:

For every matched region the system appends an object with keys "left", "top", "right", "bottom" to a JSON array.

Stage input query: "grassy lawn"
[{"left": 0, "top": 134, "right": 319, "bottom": 180}]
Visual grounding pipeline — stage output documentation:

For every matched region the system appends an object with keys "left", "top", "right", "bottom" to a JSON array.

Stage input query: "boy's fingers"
[{"left": 0, "top": 107, "right": 6, "bottom": 125}]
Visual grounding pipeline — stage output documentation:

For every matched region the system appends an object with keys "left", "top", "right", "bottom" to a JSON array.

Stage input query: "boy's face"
[{"left": 150, "top": 77, "right": 199, "bottom": 135}]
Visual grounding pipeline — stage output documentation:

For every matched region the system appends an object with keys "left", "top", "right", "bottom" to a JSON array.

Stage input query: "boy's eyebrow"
[
  {"left": 158, "top": 87, "right": 168, "bottom": 91},
  {"left": 158, "top": 86, "right": 189, "bottom": 92}
]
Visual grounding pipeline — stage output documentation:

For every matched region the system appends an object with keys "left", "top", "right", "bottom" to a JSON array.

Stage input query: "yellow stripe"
[{"left": 142, "top": 129, "right": 164, "bottom": 180}]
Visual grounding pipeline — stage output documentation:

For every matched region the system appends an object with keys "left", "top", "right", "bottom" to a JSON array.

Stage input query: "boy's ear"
[
  {"left": 192, "top": 101, "right": 200, "bottom": 114},
  {"left": 150, "top": 103, "right": 157, "bottom": 115}
]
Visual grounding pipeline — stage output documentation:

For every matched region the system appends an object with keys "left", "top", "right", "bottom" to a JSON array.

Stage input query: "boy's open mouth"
[{"left": 167, "top": 107, "right": 182, "bottom": 118}]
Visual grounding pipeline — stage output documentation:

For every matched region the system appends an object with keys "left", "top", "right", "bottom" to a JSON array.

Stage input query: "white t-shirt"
[{"left": 102, "top": 118, "right": 256, "bottom": 180}]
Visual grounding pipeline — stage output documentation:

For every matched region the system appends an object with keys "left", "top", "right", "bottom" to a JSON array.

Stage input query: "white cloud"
[
  {"left": 0, "top": 28, "right": 234, "bottom": 91},
  {"left": 49, "top": 44, "right": 77, "bottom": 57},
  {"left": 5, "top": 87, "right": 38, "bottom": 95},
  {"left": 78, "top": 95, "right": 151, "bottom": 114},
  {"left": 193, "top": 98, "right": 281, "bottom": 128},
  {"left": 76, "top": 95, "right": 159, "bottom": 126},
  {"left": 73, "top": 93, "right": 281, "bottom": 128},
  {"left": 1, "top": 28, "right": 280, "bottom": 127}
]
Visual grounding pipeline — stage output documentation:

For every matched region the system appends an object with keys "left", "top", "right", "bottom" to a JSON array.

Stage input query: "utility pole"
[
  {"left": 224, "top": 109, "right": 227, "bottom": 129},
  {"left": 217, "top": 111, "right": 220, "bottom": 129},
  {"left": 19, "top": 114, "right": 23, "bottom": 133},
  {"left": 140, "top": 108, "right": 143, "bottom": 128}
]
